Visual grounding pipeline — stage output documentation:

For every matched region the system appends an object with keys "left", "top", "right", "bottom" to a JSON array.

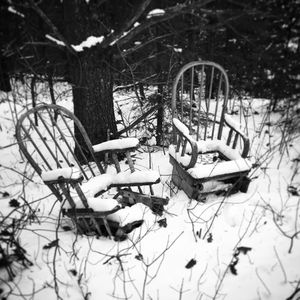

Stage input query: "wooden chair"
[
  {"left": 16, "top": 104, "right": 168, "bottom": 240},
  {"left": 169, "top": 61, "right": 252, "bottom": 201}
]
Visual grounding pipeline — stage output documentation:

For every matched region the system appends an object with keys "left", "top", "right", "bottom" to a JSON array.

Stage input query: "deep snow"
[{"left": 0, "top": 80, "right": 299, "bottom": 300}]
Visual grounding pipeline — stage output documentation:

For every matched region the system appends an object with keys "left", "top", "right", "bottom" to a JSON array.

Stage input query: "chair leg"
[
  {"left": 117, "top": 189, "right": 169, "bottom": 216},
  {"left": 239, "top": 176, "right": 251, "bottom": 193},
  {"left": 224, "top": 176, "right": 251, "bottom": 195}
]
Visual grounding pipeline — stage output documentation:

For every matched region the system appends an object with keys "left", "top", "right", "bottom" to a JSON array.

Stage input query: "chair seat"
[
  {"left": 194, "top": 140, "right": 241, "bottom": 160},
  {"left": 187, "top": 158, "right": 251, "bottom": 179},
  {"left": 169, "top": 144, "right": 251, "bottom": 180},
  {"left": 66, "top": 195, "right": 146, "bottom": 227},
  {"left": 82, "top": 170, "right": 160, "bottom": 197}
]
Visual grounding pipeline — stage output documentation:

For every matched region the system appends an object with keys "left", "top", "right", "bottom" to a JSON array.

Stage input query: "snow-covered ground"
[{"left": 0, "top": 80, "right": 299, "bottom": 300}]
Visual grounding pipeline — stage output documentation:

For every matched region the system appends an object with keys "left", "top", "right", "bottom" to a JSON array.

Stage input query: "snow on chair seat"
[
  {"left": 187, "top": 159, "right": 251, "bottom": 180},
  {"left": 82, "top": 170, "right": 161, "bottom": 197},
  {"left": 194, "top": 140, "right": 241, "bottom": 161},
  {"left": 169, "top": 145, "right": 251, "bottom": 179},
  {"left": 72, "top": 196, "right": 145, "bottom": 228}
]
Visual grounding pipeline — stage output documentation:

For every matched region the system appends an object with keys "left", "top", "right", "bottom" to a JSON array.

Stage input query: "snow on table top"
[
  {"left": 82, "top": 170, "right": 160, "bottom": 197},
  {"left": 92, "top": 137, "right": 139, "bottom": 152},
  {"left": 187, "top": 158, "right": 251, "bottom": 179},
  {"left": 41, "top": 167, "right": 82, "bottom": 182}
]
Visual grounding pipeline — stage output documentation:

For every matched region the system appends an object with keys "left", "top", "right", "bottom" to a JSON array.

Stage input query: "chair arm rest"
[
  {"left": 172, "top": 118, "right": 198, "bottom": 169},
  {"left": 41, "top": 167, "right": 83, "bottom": 184},
  {"left": 224, "top": 114, "right": 250, "bottom": 158},
  {"left": 92, "top": 138, "right": 139, "bottom": 153}
]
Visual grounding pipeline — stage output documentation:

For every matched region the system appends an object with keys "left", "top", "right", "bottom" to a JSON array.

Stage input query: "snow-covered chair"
[
  {"left": 169, "top": 61, "right": 252, "bottom": 201},
  {"left": 16, "top": 104, "right": 168, "bottom": 240}
]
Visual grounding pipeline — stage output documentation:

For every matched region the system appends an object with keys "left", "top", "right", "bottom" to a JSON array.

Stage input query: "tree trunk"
[
  {"left": 156, "top": 85, "right": 163, "bottom": 146},
  {"left": 70, "top": 49, "right": 117, "bottom": 159},
  {"left": 63, "top": 0, "right": 117, "bottom": 160}
]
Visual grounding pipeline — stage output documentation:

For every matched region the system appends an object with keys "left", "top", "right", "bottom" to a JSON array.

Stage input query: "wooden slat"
[
  {"left": 181, "top": 139, "right": 187, "bottom": 157},
  {"left": 20, "top": 124, "right": 52, "bottom": 170},
  {"left": 189, "top": 67, "right": 194, "bottom": 131},
  {"left": 212, "top": 73, "right": 222, "bottom": 139},
  {"left": 180, "top": 75, "right": 184, "bottom": 118},
  {"left": 233, "top": 133, "right": 239, "bottom": 149},
  {"left": 27, "top": 116, "right": 61, "bottom": 168},
  {"left": 112, "top": 153, "right": 121, "bottom": 173},
  {"left": 103, "top": 218, "right": 113, "bottom": 238},
  {"left": 125, "top": 151, "right": 135, "bottom": 173},
  {"left": 36, "top": 110, "right": 71, "bottom": 167},
  {"left": 57, "top": 110, "right": 96, "bottom": 178},
  {"left": 59, "top": 183, "right": 76, "bottom": 209},
  {"left": 227, "top": 128, "right": 233, "bottom": 146}
]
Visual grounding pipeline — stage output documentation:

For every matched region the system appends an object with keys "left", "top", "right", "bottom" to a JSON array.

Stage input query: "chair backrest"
[
  {"left": 172, "top": 61, "right": 229, "bottom": 142},
  {"left": 16, "top": 104, "right": 105, "bottom": 198},
  {"left": 16, "top": 104, "right": 104, "bottom": 175}
]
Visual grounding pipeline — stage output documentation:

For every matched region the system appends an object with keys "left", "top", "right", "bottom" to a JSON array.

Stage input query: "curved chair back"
[
  {"left": 16, "top": 104, "right": 104, "bottom": 179},
  {"left": 172, "top": 61, "right": 229, "bottom": 142}
]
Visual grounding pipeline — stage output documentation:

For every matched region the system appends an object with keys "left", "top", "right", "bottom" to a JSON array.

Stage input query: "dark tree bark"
[
  {"left": 63, "top": 0, "right": 117, "bottom": 155},
  {"left": 71, "top": 50, "right": 117, "bottom": 145}
]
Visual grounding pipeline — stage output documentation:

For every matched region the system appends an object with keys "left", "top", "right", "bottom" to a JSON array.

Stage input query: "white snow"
[
  {"left": 45, "top": 35, "right": 104, "bottom": 51},
  {"left": 74, "top": 197, "right": 145, "bottom": 226},
  {"left": 173, "top": 117, "right": 190, "bottom": 136},
  {"left": 174, "top": 47, "right": 183, "bottom": 53},
  {"left": 109, "top": 30, "right": 130, "bottom": 46},
  {"left": 147, "top": 8, "right": 165, "bottom": 19},
  {"left": 8, "top": 6, "right": 25, "bottom": 18},
  {"left": 169, "top": 144, "right": 194, "bottom": 167},
  {"left": 71, "top": 35, "right": 104, "bottom": 52},
  {"left": 92, "top": 137, "right": 139, "bottom": 152},
  {"left": 195, "top": 140, "right": 242, "bottom": 160},
  {"left": 45, "top": 34, "right": 65, "bottom": 46},
  {"left": 169, "top": 144, "right": 251, "bottom": 176},
  {"left": 41, "top": 167, "right": 82, "bottom": 182},
  {"left": 1, "top": 82, "right": 300, "bottom": 300},
  {"left": 224, "top": 113, "right": 247, "bottom": 138},
  {"left": 173, "top": 118, "right": 242, "bottom": 160},
  {"left": 82, "top": 170, "right": 160, "bottom": 197},
  {"left": 187, "top": 158, "right": 251, "bottom": 179}
]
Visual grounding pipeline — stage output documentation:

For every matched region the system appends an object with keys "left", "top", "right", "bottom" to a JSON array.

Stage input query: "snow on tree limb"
[
  {"left": 8, "top": 6, "right": 25, "bottom": 18},
  {"left": 46, "top": 34, "right": 105, "bottom": 52},
  {"left": 72, "top": 36, "right": 104, "bottom": 52},
  {"left": 146, "top": 9, "right": 166, "bottom": 19},
  {"left": 102, "top": 0, "right": 215, "bottom": 49},
  {"left": 28, "top": 0, "right": 76, "bottom": 55},
  {"left": 45, "top": 34, "right": 66, "bottom": 47}
]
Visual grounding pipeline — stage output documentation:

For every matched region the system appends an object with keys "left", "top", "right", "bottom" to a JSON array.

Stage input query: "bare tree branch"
[
  {"left": 27, "top": 0, "right": 76, "bottom": 55},
  {"left": 101, "top": 0, "right": 215, "bottom": 48}
]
